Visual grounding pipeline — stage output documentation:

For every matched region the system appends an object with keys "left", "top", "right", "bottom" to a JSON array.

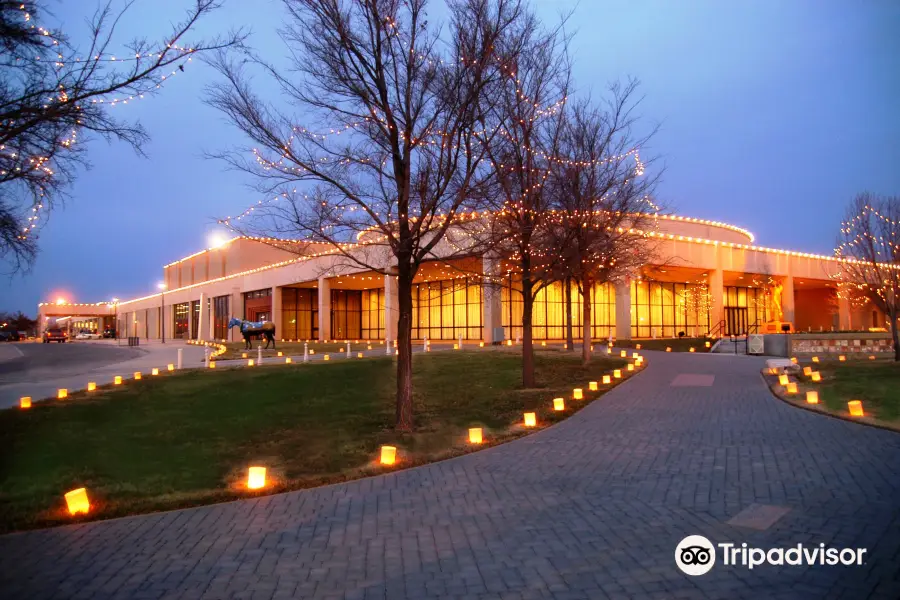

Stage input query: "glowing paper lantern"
[
  {"left": 614, "top": 370, "right": 622, "bottom": 379},
  {"left": 152, "top": 368, "right": 159, "bottom": 376},
  {"left": 277, "top": 351, "right": 283, "bottom": 357},
  {"left": 507, "top": 340, "right": 513, "bottom": 346},
  {"left": 64, "top": 488, "right": 90, "bottom": 515},
  {"left": 848, "top": 400, "right": 864, "bottom": 417},
  {"left": 242, "top": 353, "right": 247, "bottom": 359},
  {"left": 666, "top": 347, "right": 672, "bottom": 352},
  {"left": 480, "top": 342, "right": 485, "bottom": 347},
  {"left": 812, "top": 356, "right": 819, "bottom": 363},
  {"left": 603, "top": 375, "right": 611, "bottom": 384},
  {"left": 806, "top": 391, "right": 819, "bottom": 404},
  {"left": 114, "top": 376, "right": 122, "bottom": 385},
  {"left": 553, "top": 398, "right": 565, "bottom": 411},
  {"left": 167, "top": 364, "right": 175, "bottom": 372},
  {"left": 627, "top": 364, "right": 634, "bottom": 372},
  {"left": 768, "top": 367, "right": 778, "bottom": 375},
  {"left": 689, "top": 347, "right": 695, "bottom": 353},
  {"left": 868, "top": 355, "right": 875, "bottom": 360},
  {"left": 247, "top": 466, "right": 266, "bottom": 489},
  {"left": 573, "top": 388, "right": 583, "bottom": 400},
  {"left": 310, "top": 349, "right": 315, "bottom": 354},
  {"left": 620, "top": 350, "right": 627, "bottom": 358},
  {"left": 324, "top": 354, "right": 330, "bottom": 361},
  {"left": 453, "top": 344, "right": 459, "bottom": 350},
  {"left": 632, "top": 352, "right": 639, "bottom": 359},
  {"left": 209, "top": 361, "right": 217, "bottom": 368},
  {"left": 811, "top": 371, "right": 821, "bottom": 382},
  {"left": 367, "top": 345, "right": 372, "bottom": 350},
  {"left": 838, "top": 355, "right": 846, "bottom": 362},
  {"left": 541, "top": 341, "right": 546, "bottom": 346},
  {"left": 563, "top": 343, "right": 568, "bottom": 349},
  {"left": 57, "top": 388, "right": 67, "bottom": 399},
  {"left": 87, "top": 382, "right": 97, "bottom": 392},
  {"left": 357, "top": 352, "right": 363, "bottom": 358},
  {"left": 778, "top": 374, "right": 789, "bottom": 386},
  {"left": 790, "top": 357, "right": 798, "bottom": 364},
  {"left": 786, "top": 382, "right": 798, "bottom": 394},
  {"left": 286, "top": 357, "right": 293, "bottom": 364},
  {"left": 802, "top": 366, "right": 812, "bottom": 376},
  {"left": 134, "top": 371, "right": 142, "bottom": 380},
  {"left": 380, "top": 445, "right": 397, "bottom": 465},
  {"left": 705, "top": 341, "right": 711, "bottom": 348},
  {"left": 589, "top": 381, "right": 598, "bottom": 391},
  {"left": 20, "top": 396, "right": 31, "bottom": 409},
  {"left": 248, "top": 359, "right": 255, "bottom": 366},
  {"left": 636, "top": 344, "right": 642, "bottom": 350},
  {"left": 523, "top": 412, "right": 537, "bottom": 427}
]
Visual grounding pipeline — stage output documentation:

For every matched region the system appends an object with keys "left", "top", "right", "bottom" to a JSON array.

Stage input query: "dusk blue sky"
[{"left": 5, "top": 0, "right": 900, "bottom": 314}]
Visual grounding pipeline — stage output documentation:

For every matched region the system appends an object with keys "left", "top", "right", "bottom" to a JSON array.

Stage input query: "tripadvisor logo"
[{"left": 675, "top": 535, "right": 868, "bottom": 575}]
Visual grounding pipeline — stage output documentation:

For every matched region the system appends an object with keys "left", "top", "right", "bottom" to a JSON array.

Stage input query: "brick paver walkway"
[{"left": 2, "top": 352, "right": 899, "bottom": 599}]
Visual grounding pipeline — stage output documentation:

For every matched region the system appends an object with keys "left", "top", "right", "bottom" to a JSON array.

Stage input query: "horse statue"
[{"left": 228, "top": 317, "right": 276, "bottom": 350}]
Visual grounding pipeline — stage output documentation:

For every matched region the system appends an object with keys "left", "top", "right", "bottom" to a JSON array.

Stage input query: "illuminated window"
[
  {"left": 173, "top": 303, "right": 189, "bottom": 339},
  {"left": 631, "top": 281, "right": 710, "bottom": 338},
  {"left": 361, "top": 288, "right": 385, "bottom": 340},
  {"left": 281, "top": 288, "right": 318, "bottom": 340},
  {"left": 502, "top": 278, "right": 615, "bottom": 340},
  {"left": 213, "top": 295, "right": 229, "bottom": 340},
  {"left": 412, "top": 278, "right": 482, "bottom": 340}
]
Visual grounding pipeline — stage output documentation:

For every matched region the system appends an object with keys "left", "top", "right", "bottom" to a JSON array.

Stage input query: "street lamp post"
[
  {"left": 158, "top": 283, "right": 167, "bottom": 343},
  {"left": 111, "top": 298, "right": 119, "bottom": 342}
]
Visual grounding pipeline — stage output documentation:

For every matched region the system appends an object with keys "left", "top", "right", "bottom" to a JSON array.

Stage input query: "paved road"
[
  {"left": 0, "top": 341, "right": 206, "bottom": 409},
  {"left": 1, "top": 352, "right": 899, "bottom": 599}
]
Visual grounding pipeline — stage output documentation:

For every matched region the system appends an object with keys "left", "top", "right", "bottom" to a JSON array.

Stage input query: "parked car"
[
  {"left": 0, "top": 331, "right": 19, "bottom": 342},
  {"left": 102, "top": 327, "right": 117, "bottom": 339},
  {"left": 75, "top": 330, "right": 101, "bottom": 340},
  {"left": 43, "top": 328, "right": 67, "bottom": 343}
]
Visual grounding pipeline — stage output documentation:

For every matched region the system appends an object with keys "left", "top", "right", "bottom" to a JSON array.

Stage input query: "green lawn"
[
  {"left": 0, "top": 350, "right": 631, "bottom": 532},
  {"left": 772, "top": 359, "right": 900, "bottom": 429}
]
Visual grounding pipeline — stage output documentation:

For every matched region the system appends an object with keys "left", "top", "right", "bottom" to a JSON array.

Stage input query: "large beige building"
[{"left": 39, "top": 214, "right": 885, "bottom": 342}]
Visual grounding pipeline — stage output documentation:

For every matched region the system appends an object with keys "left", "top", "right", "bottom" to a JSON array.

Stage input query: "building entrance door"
[{"left": 725, "top": 307, "right": 748, "bottom": 336}]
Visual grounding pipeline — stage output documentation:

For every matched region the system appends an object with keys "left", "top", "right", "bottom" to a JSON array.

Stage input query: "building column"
[
  {"left": 709, "top": 268, "right": 724, "bottom": 333},
  {"left": 384, "top": 274, "right": 399, "bottom": 342},
  {"left": 272, "top": 286, "right": 283, "bottom": 338},
  {"left": 196, "top": 293, "right": 205, "bottom": 340},
  {"left": 186, "top": 301, "right": 194, "bottom": 341},
  {"left": 230, "top": 287, "right": 243, "bottom": 342},
  {"left": 838, "top": 293, "right": 850, "bottom": 330},
  {"left": 208, "top": 297, "right": 216, "bottom": 341},
  {"left": 782, "top": 274, "right": 795, "bottom": 326},
  {"left": 318, "top": 277, "right": 331, "bottom": 341},
  {"left": 482, "top": 256, "right": 503, "bottom": 343},
  {"left": 614, "top": 279, "right": 631, "bottom": 340}
]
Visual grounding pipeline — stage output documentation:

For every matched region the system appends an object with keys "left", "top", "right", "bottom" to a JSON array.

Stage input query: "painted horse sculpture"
[{"left": 228, "top": 317, "right": 276, "bottom": 349}]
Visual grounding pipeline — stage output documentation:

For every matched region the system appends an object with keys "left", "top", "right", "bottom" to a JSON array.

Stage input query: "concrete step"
[{"left": 711, "top": 338, "right": 748, "bottom": 354}]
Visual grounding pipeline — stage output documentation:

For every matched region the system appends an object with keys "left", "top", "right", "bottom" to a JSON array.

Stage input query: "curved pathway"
[{"left": 2, "top": 352, "right": 899, "bottom": 599}]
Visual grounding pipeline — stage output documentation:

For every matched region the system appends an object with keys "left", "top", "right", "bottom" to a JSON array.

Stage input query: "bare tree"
[
  {"left": 836, "top": 192, "right": 900, "bottom": 360},
  {"left": 0, "top": 1, "right": 243, "bottom": 269},
  {"left": 473, "top": 9, "right": 570, "bottom": 387},
  {"left": 207, "top": 0, "right": 524, "bottom": 430},
  {"left": 548, "top": 85, "right": 660, "bottom": 364}
]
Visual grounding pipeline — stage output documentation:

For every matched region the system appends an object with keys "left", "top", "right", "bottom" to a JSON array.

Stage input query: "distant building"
[{"left": 38, "top": 214, "right": 885, "bottom": 341}]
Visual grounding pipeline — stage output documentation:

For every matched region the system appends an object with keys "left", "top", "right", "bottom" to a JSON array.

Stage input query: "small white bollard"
[
  {"left": 346, "top": 341, "right": 351, "bottom": 358},
  {"left": 458, "top": 334, "right": 463, "bottom": 349},
  {"left": 423, "top": 335, "right": 428, "bottom": 352},
  {"left": 303, "top": 342, "right": 308, "bottom": 363},
  {"left": 177, "top": 348, "right": 183, "bottom": 370},
  {"left": 257, "top": 345, "right": 263, "bottom": 365},
  {"left": 204, "top": 346, "right": 210, "bottom": 364},
  {"left": 386, "top": 340, "right": 392, "bottom": 355}
]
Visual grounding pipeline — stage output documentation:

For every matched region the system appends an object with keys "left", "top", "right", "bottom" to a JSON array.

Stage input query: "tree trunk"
[
  {"left": 564, "top": 276, "right": 574, "bottom": 351},
  {"left": 395, "top": 263, "right": 414, "bottom": 431},
  {"left": 891, "top": 311, "right": 900, "bottom": 362},
  {"left": 581, "top": 277, "right": 592, "bottom": 365},
  {"left": 521, "top": 273, "right": 536, "bottom": 388}
]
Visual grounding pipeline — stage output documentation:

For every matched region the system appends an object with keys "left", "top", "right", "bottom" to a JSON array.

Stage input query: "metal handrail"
[{"left": 708, "top": 319, "right": 726, "bottom": 339}]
